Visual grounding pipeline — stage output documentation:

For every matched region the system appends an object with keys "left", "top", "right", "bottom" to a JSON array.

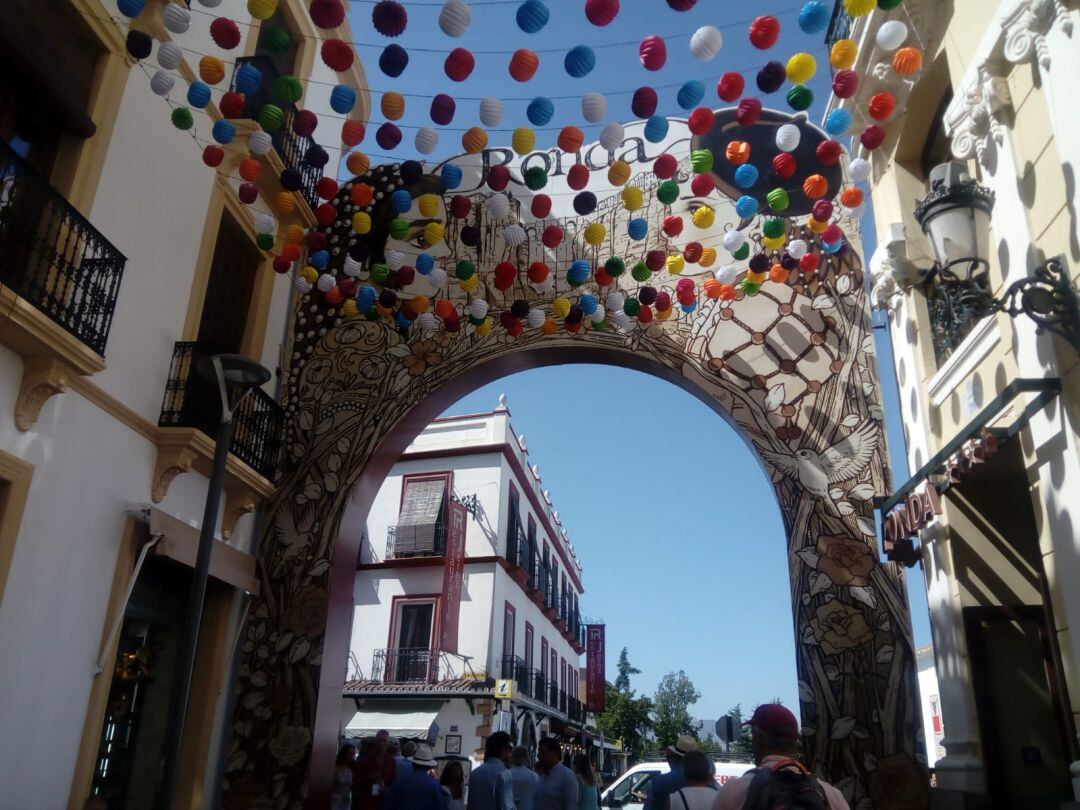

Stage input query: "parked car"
[{"left": 599, "top": 759, "right": 753, "bottom": 807}]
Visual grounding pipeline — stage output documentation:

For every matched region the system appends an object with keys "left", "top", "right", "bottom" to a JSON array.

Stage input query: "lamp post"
[
  {"left": 159, "top": 353, "right": 270, "bottom": 809},
  {"left": 914, "top": 161, "right": 1080, "bottom": 350}
]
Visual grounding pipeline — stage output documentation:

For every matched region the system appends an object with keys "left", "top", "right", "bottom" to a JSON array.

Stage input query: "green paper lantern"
[
  {"left": 877, "top": 0, "right": 903, "bottom": 8},
  {"left": 590, "top": 317, "right": 608, "bottom": 330},
  {"left": 274, "top": 75, "right": 303, "bottom": 105},
  {"left": 605, "top": 256, "right": 625, "bottom": 276},
  {"left": 469, "top": 314, "right": 484, "bottom": 326},
  {"left": 256, "top": 232, "right": 275, "bottom": 250},
  {"left": 171, "top": 106, "right": 194, "bottom": 130},
  {"left": 740, "top": 280, "right": 762, "bottom": 296},
  {"left": 370, "top": 263, "right": 390, "bottom": 284},
  {"left": 624, "top": 297, "right": 640, "bottom": 316},
  {"left": 762, "top": 218, "right": 786, "bottom": 239},
  {"left": 523, "top": 166, "right": 548, "bottom": 190},
  {"left": 388, "top": 218, "right": 409, "bottom": 240},
  {"left": 657, "top": 180, "right": 679, "bottom": 205},
  {"left": 261, "top": 26, "right": 292, "bottom": 55},
  {"left": 786, "top": 84, "right": 814, "bottom": 112},
  {"left": 732, "top": 243, "right": 750, "bottom": 261},
  {"left": 631, "top": 261, "right": 651, "bottom": 282},
  {"left": 456, "top": 260, "right": 476, "bottom": 280},
  {"left": 364, "top": 307, "right": 379, "bottom": 321},
  {"left": 690, "top": 148, "right": 714, "bottom": 174},
  {"left": 258, "top": 104, "right": 284, "bottom": 131},
  {"left": 767, "top": 188, "right": 790, "bottom": 211}
]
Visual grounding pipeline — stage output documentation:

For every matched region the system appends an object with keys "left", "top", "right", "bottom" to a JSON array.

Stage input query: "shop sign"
[
  {"left": 586, "top": 625, "right": 606, "bottom": 713},
  {"left": 438, "top": 500, "right": 468, "bottom": 654}
]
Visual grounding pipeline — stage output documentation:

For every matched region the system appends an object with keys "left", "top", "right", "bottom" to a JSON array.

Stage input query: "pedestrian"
[
  {"left": 644, "top": 735, "right": 697, "bottom": 810},
  {"left": 468, "top": 731, "right": 515, "bottom": 810},
  {"left": 333, "top": 744, "right": 357, "bottom": 810},
  {"left": 573, "top": 755, "right": 600, "bottom": 810},
  {"left": 398, "top": 740, "right": 417, "bottom": 774},
  {"left": 441, "top": 760, "right": 466, "bottom": 810},
  {"left": 533, "top": 738, "right": 578, "bottom": 810},
  {"left": 711, "top": 704, "right": 848, "bottom": 809},
  {"left": 509, "top": 745, "right": 539, "bottom": 810},
  {"left": 664, "top": 751, "right": 716, "bottom": 810},
  {"left": 353, "top": 729, "right": 397, "bottom": 810},
  {"left": 384, "top": 744, "right": 447, "bottom": 810}
]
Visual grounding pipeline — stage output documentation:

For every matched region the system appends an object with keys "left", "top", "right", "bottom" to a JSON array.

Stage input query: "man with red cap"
[{"left": 711, "top": 704, "right": 848, "bottom": 809}]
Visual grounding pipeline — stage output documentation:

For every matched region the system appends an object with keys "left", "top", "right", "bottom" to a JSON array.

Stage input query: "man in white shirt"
[
  {"left": 533, "top": 738, "right": 578, "bottom": 810},
  {"left": 509, "top": 745, "right": 539, "bottom": 810},
  {"left": 711, "top": 704, "right": 849, "bottom": 810},
  {"left": 468, "top": 731, "right": 515, "bottom": 810}
]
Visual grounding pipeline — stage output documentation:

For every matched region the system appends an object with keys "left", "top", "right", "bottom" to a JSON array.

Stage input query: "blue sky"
[{"left": 350, "top": 0, "right": 933, "bottom": 719}]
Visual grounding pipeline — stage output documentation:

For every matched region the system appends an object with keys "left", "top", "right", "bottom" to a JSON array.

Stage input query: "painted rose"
[
  {"left": 402, "top": 339, "right": 442, "bottom": 375},
  {"left": 268, "top": 724, "right": 313, "bottom": 767},
  {"left": 816, "top": 534, "right": 876, "bottom": 587},
  {"left": 810, "top": 600, "right": 873, "bottom": 655},
  {"left": 869, "top": 753, "right": 930, "bottom": 809},
  {"left": 285, "top": 586, "right": 330, "bottom": 637}
]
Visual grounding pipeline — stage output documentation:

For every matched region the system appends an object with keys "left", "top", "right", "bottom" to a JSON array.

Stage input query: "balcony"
[
  {"left": 372, "top": 647, "right": 461, "bottom": 683},
  {"left": 528, "top": 668, "right": 546, "bottom": 703},
  {"left": 568, "top": 696, "right": 585, "bottom": 724},
  {"left": 500, "top": 655, "right": 528, "bottom": 689},
  {"left": 231, "top": 56, "right": 322, "bottom": 211},
  {"left": 386, "top": 522, "right": 448, "bottom": 559}
]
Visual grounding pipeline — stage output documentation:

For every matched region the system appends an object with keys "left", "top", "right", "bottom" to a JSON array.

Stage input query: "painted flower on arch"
[
  {"left": 401, "top": 339, "right": 443, "bottom": 375},
  {"left": 810, "top": 600, "right": 873, "bottom": 655},
  {"left": 816, "top": 534, "right": 876, "bottom": 587}
]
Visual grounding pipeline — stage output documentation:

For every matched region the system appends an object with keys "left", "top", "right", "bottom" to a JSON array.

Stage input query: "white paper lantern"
[
  {"left": 415, "top": 127, "right": 439, "bottom": 155},
  {"left": 715, "top": 265, "right": 738, "bottom": 285},
  {"left": 502, "top": 223, "right": 526, "bottom": 247},
  {"left": 469, "top": 299, "right": 489, "bottom": 319},
  {"left": 689, "top": 26, "right": 723, "bottom": 61},
  {"left": 249, "top": 130, "right": 272, "bottom": 155},
  {"left": 844, "top": 203, "right": 866, "bottom": 220},
  {"left": 343, "top": 256, "right": 362, "bottom": 277},
  {"left": 787, "top": 239, "right": 808, "bottom": 259},
  {"left": 479, "top": 97, "right": 503, "bottom": 127},
  {"left": 487, "top": 193, "right": 511, "bottom": 220},
  {"left": 721, "top": 230, "right": 746, "bottom": 252},
  {"left": 607, "top": 291, "right": 625, "bottom": 311},
  {"left": 875, "top": 20, "right": 909, "bottom": 52},
  {"left": 527, "top": 309, "right": 545, "bottom": 328},
  {"left": 589, "top": 304, "right": 606, "bottom": 323},
  {"left": 197, "top": 0, "right": 224, "bottom": 6},
  {"left": 848, "top": 157, "right": 872, "bottom": 183},
  {"left": 599, "top": 122, "right": 624, "bottom": 151},
  {"left": 534, "top": 278, "right": 554, "bottom": 294},
  {"left": 428, "top": 266, "right": 448, "bottom": 288},
  {"left": 163, "top": 4, "right": 191, "bottom": 33},
  {"left": 776, "top": 124, "right": 801, "bottom": 152},
  {"left": 417, "top": 311, "right": 438, "bottom": 332},
  {"left": 384, "top": 250, "right": 404, "bottom": 271},
  {"left": 612, "top": 310, "right": 631, "bottom": 329},
  {"left": 150, "top": 70, "right": 175, "bottom": 97},
  {"left": 316, "top": 273, "right": 336, "bottom": 292},
  {"left": 581, "top": 93, "right": 606, "bottom": 124},
  {"left": 254, "top": 212, "right": 276, "bottom": 234},
  {"left": 439, "top": 0, "right": 471, "bottom": 37},
  {"left": 157, "top": 41, "right": 183, "bottom": 70},
  {"left": 293, "top": 276, "right": 313, "bottom": 293}
]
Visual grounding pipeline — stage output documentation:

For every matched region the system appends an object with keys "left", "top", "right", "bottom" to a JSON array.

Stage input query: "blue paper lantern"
[
  {"left": 644, "top": 115, "right": 669, "bottom": 144},
  {"left": 379, "top": 43, "right": 409, "bottom": 77},
  {"left": 235, "top": 63, "right": 263, "bottom": 95},
  {"left": 527, "top": 96, "right": 555, "bottom": 126},
  {"left": 441, "top": 163, "right": 463, "bottom": 190},
  {"left": 568, "top": 260, "right": 590, "bottom": 286},
  {"left": 736, "top": 195, "right": 758, "bottom": 218},
  {"left": 212, "top": 119, "right": 236, "bottom": 145},
  {"left": 330, "top": 84, "right": 357, "bottom": 114},
  {"left": 395, "top": 312, "right": 412, "bottom": 330},
  {"left": 579, "top": 294, "right": 598, "bottom": 315},
  {"left": 391, "top": 189, "right": 412, "bottom": 214},
  {"left": 357, "top": 285, "right": 377, "bottom": 308},
  {"left": 564, "top": 45, "right": 596, "bottom": 78},
  {"left": 416, "top": 253, "right": 435, "bottom": 274},
  {"left": 310, "top": 250, "right": 330, "bottom": 270},
  {"left": 681, "top": 302, "right": 697, "bottom": 313},
  {"left": 676, "top": 80, "right": 705, "bottom": 110},
  {"left": 798, "top": 1, "right": 831, "bottom": 34},
  {"left": 823, "top": 239, "right": 844, "bottom": 254},
  {"left": 187, "top": 81, "right": 211, "bottom": 109},
  {"left": 517, "top": 0, "right": 550, "bottom": 33},
  {"left": 117, "top": 0, "right": 145, "bottom": 18},
  {"left": 628, "top": 218, "right": 648, "bottom": 240},
  {"left": 734, "top": 163, "right": 760, "bottom": 189},
  {"left": 825, "top": 108, "right": 853, "bottom": 136}
]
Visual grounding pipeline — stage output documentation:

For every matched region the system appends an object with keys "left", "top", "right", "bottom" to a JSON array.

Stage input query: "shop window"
[{"left": 197, "top": 211, "right": 262, "bottom": 355}]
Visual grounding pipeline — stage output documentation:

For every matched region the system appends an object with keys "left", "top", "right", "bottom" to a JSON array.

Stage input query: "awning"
[
  {"left": 343, "top": 698, "right": 444, "bottom": 740},
  {"left": 147, "top": 507, "right": 260, "bottom": 594}
]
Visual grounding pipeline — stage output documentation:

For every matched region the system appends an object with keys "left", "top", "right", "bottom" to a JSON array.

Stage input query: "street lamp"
[
  {"left": 160, "top": 353, "right": 270, "bottom": 809},
  {"left": 914, "top": 161, "right": 1080, "bottom": 349}
]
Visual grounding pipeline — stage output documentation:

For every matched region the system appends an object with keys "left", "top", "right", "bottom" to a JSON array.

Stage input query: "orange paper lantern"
[
  {"left": 558, "top": 126, "right": 584, "bottom": 153},
  {"left": 868, "top": 91, "right": 895, "bottom": 121},
  {"left": 703, "top": 278, "right": 723, "bottom": 298},
  {"left": 839, "top": 187, "right": 864, "bottom": 208},
  {"left": 435, "top": 299, "right": 455, "bottom": 319},
  {"left": 802, "top": 174, "right": 828, "bottom": 199},
  {"left": 769, "top": 264, "right": 789, "bottom": 284},
  {"left": 892, "top": 46, "right": 923, "bottom": 76},
  {"left": 351, "top": 182, "right": 374, "bottom": 206},
  {"left": 275, "top": 191, "right": 295, "bottom": 214},
  {"left": 381, "top": 91, "right": 405, "bottom": 120},
  {"left": 346, "top": 151, "right": 370, "bottom": 176},
  {"left": 725, "top": 140, "right": 751, "bottom": 165},
  {"left": 342, "top": 119, "right": 365, "bottom": 147},
  {"left": 282, "top": 243, "right": 302, "bottom": 262},
  {"left": 284, "top": 224, "right": 305, "bottom": 243},
  {"left": 462, "top": 127, "right": 488, "bottom": 154},
  {"left": 239, "top": 158, "right": 261, "bottom": 182}
]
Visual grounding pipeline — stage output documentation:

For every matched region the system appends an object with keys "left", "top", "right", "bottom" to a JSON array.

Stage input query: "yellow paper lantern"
[
  {"left": 352, "top": 211, "right": 372, "bottom": 234},
  {"left": 285, "top": 224, "right": 305, "bottom": 244},
  {"left": 666, "top": 254, "right": 685, "bottom": 275},
  {"left": 843, "top": 0, "right": 876, "bottom": 16},
  {"left": 621, "top": 186, "right": 643, "bottom": 211},
  {"left": 418, "top": 194, "right": 439, "bottom": 218},
  {"left": 301, "top": 265, "right": 318, "bottom": 283},
  {"left": 511, "top": 127, "right": 535, "bottom": 156},
  {"left": 248, "top": 0, "right": 279, "bottom": 20},
  {"left": 658, "top": 306, "right": 674, "bottom": 320},
  {"left": 275, "top": 191, "right": 295, "bottom": 214},
  {"left": 198, "top": 55, "right": 225, "bottom": 85},
  {"left": 830, "top": 39, "right": 857, "bottom": 70},
  {"left": 699, "top": 247, "right": 717, "bottom": 267},
  {"left": 462, "top": 127, "right": 488, "bottom": 154},
  {"left": 607, "top": 160, "right": 631, "bottom": 186},
  {"left": 553, "top": 297, "right": 571, "bottom": 318},
  {"left": 424, "top": 221, "right": 445, "bottom": 245},
  {"left": 411, "top": 295, "right": 430, "bottom": 313},
  {"left": 747, "top": 269, "right": 767, "bottom": 285},
  {"left": 475, "top": 317, "right": 493, "bottom": 336},
  {"left": 541, "top": 318, "right": 557, "bottom": 334},
  {"left": 381, "top": 92, "right": 405, "bottom": 121},
  {"left": 346, "top": 151, "right": 370, "bottom": 176},
  {"left": 786, "top": 52, "right": 816, "bottom": 84},
  {"left": 763, "top": 234, "right": 786, "bottom": 251},
  {"left": 341, "top": 299, "right": 358, "bottom": 318},
  {"left": 691, "top": 205, "right": 715, "bottom": 229},
  {"left": 584, "top": 222, "right": 606, "bottom": 246},
  {"left": 460, "top": 275, "right": 479, "bottom": 293},
  {"left": 808, "top": 215, "right": 829, "bottom": 233}
]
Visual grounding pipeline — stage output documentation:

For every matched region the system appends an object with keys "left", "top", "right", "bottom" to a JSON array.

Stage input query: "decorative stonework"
[
  {"left": 14, "top": 357, "right": 71, "bottom": 432},
  {"left": 151, "top": 442, "right": 197, "bottom": 503},
  {"left": 944, "top": 66, "right": 1013, "bottom": 167},
  {"left": 222, "top": 487, "right": 257, "bottom": 540},
  {"left": 1002, "top": 0, "right": 1074, "bottom": 70},
  {"left": 870, "top": 225, "right": 922, "bottom": 312}
]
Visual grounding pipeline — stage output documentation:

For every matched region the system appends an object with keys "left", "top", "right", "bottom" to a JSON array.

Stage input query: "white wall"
[{"left": 916, "top": 647, "right": 944, "bottom": 769}]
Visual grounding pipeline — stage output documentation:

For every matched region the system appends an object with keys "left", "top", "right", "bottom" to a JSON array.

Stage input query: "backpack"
[{"left": 743, "top": 758, "right": 828, "bottom": 810}]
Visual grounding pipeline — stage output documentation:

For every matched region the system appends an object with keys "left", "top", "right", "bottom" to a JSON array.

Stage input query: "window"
[
  {"left": 397, "top": 601, "right": 434, "bottom": 649},
  {"left": 394, "top": 473, "right": 451, "bottom": 556},
  {"left": 503, "top": 602, "right": 516, "bottom": 660},
  {"left": 197, "top": 211, "right": 263, "bottom": 355},
  {"left": 389, "top": 598, "right": 436, "bottom": 682},
  {"left": 524, "top": 623, "right": 534, "bottom": 672},
  {"left": 541, "top": 638, "right": 548, "bottom": 681},
  {"left": 609, "top": 770, "right": 661, "bottom": 803},
  {"left": 507, "top": 485, "right": 520, "bottom": 562}
]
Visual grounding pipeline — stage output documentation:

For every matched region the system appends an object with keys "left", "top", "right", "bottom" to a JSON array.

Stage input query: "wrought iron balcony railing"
[
  {"left": 507, "top": 520, "right": 528, "bottom": 569},
  {"left": 372, "top": 647, "right": 460, "bottom": 683},
  {"left": 0, "top": 139, "right": 125, "bottom": 355},
  {"left": 500, "top": 654, "right": 527, "bottom": 690},
  {"left": 528, "top": 668, "right": 545, "bottom": 702},
  {"left": 231, "top": 56, "right": 321, "bottom": 210},
  {"left": 549, "top": 681, "right": 560, "bottom": 708},
  {"left": 925, "top": 274, "right": 992, "bottom": 366},
  {"left": 386, "top": 522, "right": 448, "bottom": 559},
  {"left": 158, "top": 341, "right": 284, "bottom": 480},
  {"left": 568, "top": 696, "right": 585, "bottom": 723}
]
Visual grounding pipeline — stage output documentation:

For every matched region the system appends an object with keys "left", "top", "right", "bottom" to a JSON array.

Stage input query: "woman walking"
[
  {"left": 332, "top": 744, "right": 357, "bottom": 810},
  {"left": 573, "top": 755, "right": 600, "bottom": 810},
  {"left": 440, "top": 760, "right": 466, "bottom": 810}
]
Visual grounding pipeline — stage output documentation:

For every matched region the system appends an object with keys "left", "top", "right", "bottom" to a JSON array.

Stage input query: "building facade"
[
  {"left": 341, "top": 404, "right": 590, "bottom": 765},
  {"left": 0, "top": 1, "right": 366, "bottom": 806},
  {"left": 825, "top": 0, "right": 1080, "bottom": 803}
]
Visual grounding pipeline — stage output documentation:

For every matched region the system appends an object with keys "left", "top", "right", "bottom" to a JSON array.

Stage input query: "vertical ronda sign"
[
  {"left": 439, "top": 501, "right": 468, "bottom": 655},
  {"left": 586, "top": 624, "right": 606, "bottom": 713}
]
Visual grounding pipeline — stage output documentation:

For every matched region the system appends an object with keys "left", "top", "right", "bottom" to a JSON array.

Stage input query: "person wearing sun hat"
[
  {"left": 710, "top": 703, "right": 849, "bottom": 809},
  {"left": 643, "top": 734, "right": 699, "bottom": 810},
  {"left": 383, "top": 743, "right": 446, "bottom": 810}
]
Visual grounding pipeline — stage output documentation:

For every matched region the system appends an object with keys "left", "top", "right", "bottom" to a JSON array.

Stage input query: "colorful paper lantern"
[
  {"left": 565, "top": 45, "right": 596, "bottom": 78},
  {"left": 749, "top": 15, "right": 780, "bottom": 49},
  {"left": 528, "top": 96, "right": 555, "bottom": 126},
  {"left": 799, "top": 1, "right": 830, "bottom": 33},
  {"left": 893, "top": 46, "right": 924, "bottom": 76},
  {"left": 379, "top": 43, "right": 409, "bottom": 77},
  {"left": 445, "top": 48, "right": 475, "bottom": 81},
  {"left": 657, "top": 180, "right": 679, "bottom": 205},
  {"left": 376, "top": 122, "right": 402, "bottom": 149},
  {"left": 830, "top": 38, "right": 857, "bottom": 70},
  {"left": 478, "top": 98, "right": 503, "bottom": 128},
  {"left": 639, "top": 35, "right": 666, "bottom": 71},
  {"left": 678, "top": 80, "right": 705, "bottom": 109},
  {"left": 876, "top": 19, "right": 909, "bottom": 52},
  {"left": 718, "top": 72, "right": 745, "bottom": 102},
  {"left": 690, "top": 149, "right": 714, "bottom": 173},
  {"left": 197, "top": 56, "right": 225, "bottom": 86},
  {"left": 510, "top": 49, "right": 540, "bottom": 81},
  {"left": 816, "top": 139, "right": 842, "bottom": 165},
  {"left": 690, "top": 25, "right": 723, "bottom": 61},
  {"left": 688, "top": 107, "right": 715, "bottom": 135},
  {"left": 567, "top": 260, "right": 591, "bottom": 286},
  {"left": 542, "top": 224, "right": 563, "bottom": 248},
  {"left": 322, "top": 39, "right": 354, "bottom": 72},
  {"left": 274, "top": 75, "right": 303, "bottom": 105},
  {"left": 310, "top": 0, "right": 345, "bottom": 28},
  {"left": 346, "top": 153, "right": 371, "bottom": 177},
  {"left": 844, "top": 0, "right": 876, "bottom": 16},
  {"left": 628, "top": 218, "right": 648, "bottom": 240},
  {"left": 118, "top": 0, "right": 145, "bottom": 18},
  {"left": 171, "top": 107, "right": 194, "bottom": 130},
  {"left": 803, "top": 174, "right": 828, "bottom": 199},
  {"left": 584, "top": 221, "right": 606, "bottom": 245},
  {"left": 787, "top": 85, "right": 814, "bottom": 111},
  {"left": 813, "top": 199, "right": 834, "bottom": 221},
  {"left": 767, "top": 188, "right": 790, "bottom": 211},
  {"left": 692, "top": 205, "right": 715, "bottom": 229},
  {"left": 654, "top": 153, "right": 677, "bottom": 179},
  {"left": 849, "top": 157, "right": 872, "bottom": 183},
  {"left": 373, "top": 0, "right": 408, "bottom": 36},
  {"left": 622, "top": 186, "right": 643, "bottom": 210},
  {"left": 600, "top": 122, "right": 624, "bottom": 151},
  {"left": 524, "top": 166, "right": 548, "bottom": 190},
  {"left": 832, "top": 69, "right": 859, "bottom": 100},
  {"left": 581, "top": 93, "right": 606, "bottom": 123},
  {"left": 157, "top": 41, "right": 182, "bottom": 70},
  {"left": 126, "top": 30, "right": 153, "bottom": 60},
  {"left": 585, "top": 0, "right": 619, "bottom": 25},
  {"left": 202, "top": 145, "right": 225, "bottom": 167},
  {"left": 632, "top": 86, "right": 658, "bottom": 118},
  {"left": 438, "top": 0, "right": 470, "bottom": 36},
  {"left": 757, "top": 61, "right": 786, "bottom": 94},
  {"left": 574, "top": 191, "right": 598, "bottom": 215},
  {"left": 210, "top": 17, "right": 241, "bottom": 49},
  {"left": 736, "top": 97, "right": 763, "bottom": 126},
  {"left": 487, "top": 165, "right": 510, "bottom": 191},
  {"left": 517, "top": 0, "right": 550, "bottom": 32},
  {"left": 775, "top": 124, "right": 801, "bottom": 152},
  {"left": 868, "top": 91, "right": 896, "bottom": 121},
  {"left": 567, "top": 164, "right": 590, "bottom": 190},
  {"left": 608, "top": 160, "right": 631, "bottom": 185},
  {"left": 825, "top": 108, "right": 852, "bottom": 136},
  {"left": 558, "top": 126, "right": 584, "bottom": 152},
  {"left": 786, "top": 53, "right": 817, "bottom": 84},
  {"left": 644, "top": 116, "right": 669, "bottom": 143},
  {"left": 839, "top": 187, "right": 864, "bottom": 208},
  {"left": 726, "top": 141, "right": 751, "bottom": 165},
  {"left": 532, "top": 195, "right": 552, "bottom": 217},
  {"left": 691, "top": 173, "right": 714, "bottom": 195},
  {"left": 734, "top": 164, "right": 760, "bottom": 190}
]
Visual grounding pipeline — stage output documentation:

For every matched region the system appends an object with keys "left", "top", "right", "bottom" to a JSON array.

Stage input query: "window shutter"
[{"left": 397, "top": 478, "right": 446, "bottom": 554}]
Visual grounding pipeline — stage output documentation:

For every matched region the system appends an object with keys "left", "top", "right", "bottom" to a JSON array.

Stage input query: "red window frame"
[
  {"left": 524, "top": 622, "right": 534, "bottom": 672},
  {"left": 503, "top": 601, "right": 516, "bottom": 660}
]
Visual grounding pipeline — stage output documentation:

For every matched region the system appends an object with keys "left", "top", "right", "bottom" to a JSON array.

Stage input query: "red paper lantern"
[
  {"left": 749, "top": 15, "right": 780, "bottom": 49},
  {"left": 372, "top": 0, "right": 408, "bottom": 36},
  {"left": 528, "top": 262, "right": 550, "bottom": 283},
  {"left": 632, "top": 86, "right": 658, "bottom": 118},
  {"left": 500, "top": 311, "right": 518, "bottom": 329},
  {"left": 663, "top": 215, "right": 684, "bottom": 237},
  {"left": 684, "top": 242, "right": 703, "bottom": 263},
  {"left": 342, "top": 120, "right": 365, "bottom": 146},
  {"left": 210, "top": 17, "right": 241, "bottom": 49},
  {"left": 321, "top": 39, "right": 354, "bottom": 72},
  {"left": 816, "top": 139, "right": 842, "bottom": 165},
  {"left": 860, "top": 125, "right": 886, "bottom": 150},
  {"left": 310, "top": 0, "right": 345, "bottom": 29},
  {"left": 494, "top": 262, "right": 516, "bottom": 290},
  {"left": 509, "top": 49, "right": 540, "bottom": 82},
  {"left": 238, "top": 158, "right": 261, "bottom": 182},
  {"left": 688, "top": 107, "right": 714, "bottom": 135},
  {"left": 868, "top": 91, "right": 896, "bottom": 121},
  {"left": 653, "top": 153, "right": 677, "bottom": 179},
  {"left": 800, "top": 252, "right": 819, "bottom": 273},
  {"left": 567, "top": 163, "right": 590, "bottom": 191},
  {"left": 812, "top": 199, "right": 833, "bottom": 221},
  {"left": 558, "top": 126, "right": 584, "bottom": 153},
  {"left": 822, "top": 223, "right": 843, "bottom": 244},
  {"left": 542, "top": 225, "right": 563, "bottom": 248},
  {"left": 690, "top": 173, "right": 714, "bottom": 196},
  {"left": 351, "top": 183, "right": 374, "bottom": 206},
  {"left": 445, "top": 313, "right": 461, "bottom": 332},
  {"left": 338, "top": 279, "right": 357, "bottom": 299},
  {"left": 316, "top": 177, "right": 339, "bottom": 199},
  {"left": 238, "top": 182, "right": 258, "bottom": 204},
  {"left": 772, "top": 152, "right": 797, "bottom": 179},
  {"left": 202, "top": 145, "right": 225, "bottom": 167},
  {"left": 282, "top": 243, "right": 302, "bottom": 262},
  {"left": 638, "top": 304, "right": 654, "bottom": 323},
  {"left": 487, "top": 165, "right": 510, "bottom": 191},
  {"left": 585, "top": 0, "right": 620, "bottom": 26},
  {"left": 316, "top": 203, "right": 337, "bottom": 226},
  {"left": 639, "top": 35, "right": 666, "bottom": 71},
  {"left": 832, "top": 69, "right": 859, "bottom": 99},
  {"left": 646, "top": 250, "right": 666, "bottom": 271},
  {"left": 595, "top": 267, "right": 613, "bottom": 287},
  {"left": 531, "top": 195, "right": 552, "bottom": 218},
  {"left": 736, "top": 97, "right": 762, "bottom": 126},
  {"left": 655, "top": 291, "right": 672, "bottom": 311},
  {"left": 445, "top": 47, "right": 475, "bottom": 81},
  {"left": 308, "top": 231, "right": 328, "bottom": 251},
  {"left": 325, "top": 287, "right": 344, "bottom": 307},
  {"left": 220, "top": 91, "right": 245, "bottom": 119},
  {"left": 395, "top": 266, "right": 415, "bottom": 286},
  {"left": 718, "top": 72, "right": 745, "bottom": 102},
  {"left": 450, "top": 195, "right": 471, "bottom": 218},
  {"left": 293, "top": 109, "right": 318, "bottom": 137},
  {"left": 273, "top": 256, "right": 292, "bottom": 274}
]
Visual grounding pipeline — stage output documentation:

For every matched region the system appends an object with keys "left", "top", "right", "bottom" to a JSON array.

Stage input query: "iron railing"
[
  {"left": 372, "top": 647, "right": 461, "bottom": 683},
  {"left": 925, "top": 274, "right": 992, "bottom": 366},
  {"left": 568, "top": 696, "right": 585, "bottom": 723},
  {"left": 386, "top": 522, "right": 448, "bottom": 558},
  {"left": 158, "top": 341, "right": 284, "bottom": 480},
  {"left": 507, "top": 520, "right": 530, "bottom": 569},
  {"left": 528, "top": 668, "right": 546, "bottom": 702},
  {"left": 825, "top": 1, "right": 854, "bottom": 57},
  {"left": 230, "top": 56, "right": 321, "bottom": 210},
  {"left": 0, "top": 139, "right": 125, "bottom": 355},
  {"left": 500, "top": 655, "right": 527, "bottom": 689},
  {"left": 549, "top": 681, "right": 560, "bottom": 708}
]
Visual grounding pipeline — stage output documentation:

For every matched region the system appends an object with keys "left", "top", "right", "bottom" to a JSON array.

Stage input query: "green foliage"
[
  {"left": 595, "top": 683, "right": 654, "bottom": 757},
  {"left": 725, "top": 704, "right": 754, "bottom": 755},
  {"left": 652, "top": 671, "right": 702, "bottom": 749},
  {"left": 696, "top": 736, "right": 723, "bottom": 756},
  {"left": 614, "top": 647, "right": 640, "bottom": 692}
]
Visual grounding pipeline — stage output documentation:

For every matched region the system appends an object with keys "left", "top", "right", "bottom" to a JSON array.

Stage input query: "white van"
[{"left": 599, "top": 760, "right": 753, "bottom": 807}]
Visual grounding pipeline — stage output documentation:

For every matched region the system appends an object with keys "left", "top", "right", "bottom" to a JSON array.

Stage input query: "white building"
[
  {"left": 341, "top": 403, "right": 590, "bottom": 763},
  {"left": 916, "top": 645, "right": 944, "bottom": 771}
]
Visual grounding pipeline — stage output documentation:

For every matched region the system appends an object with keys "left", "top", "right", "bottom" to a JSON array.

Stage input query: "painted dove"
[{"left": 759, "top": 421, "right": 879, "bottom": 503}]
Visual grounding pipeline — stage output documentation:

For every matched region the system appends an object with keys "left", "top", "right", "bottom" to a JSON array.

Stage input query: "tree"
[
  {"left": 652, "top": 671, "right": 701, "bottom": 749},
  {"left": 697, "top": 736, "right": 723, "bottom": 756},
  {"left": 725, "top": 704, "right": 754, "bottom": 755},
  {"left": 614, "top": 647, "right": 640, "bottom": 692},
  {"left": 595, "top": 682, "right": 654, "bottom": 757}
]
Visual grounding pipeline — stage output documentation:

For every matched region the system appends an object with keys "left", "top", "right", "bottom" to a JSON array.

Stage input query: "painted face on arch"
[{"left": 385, "top": 193, "right": 452, "bottom": 265}]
